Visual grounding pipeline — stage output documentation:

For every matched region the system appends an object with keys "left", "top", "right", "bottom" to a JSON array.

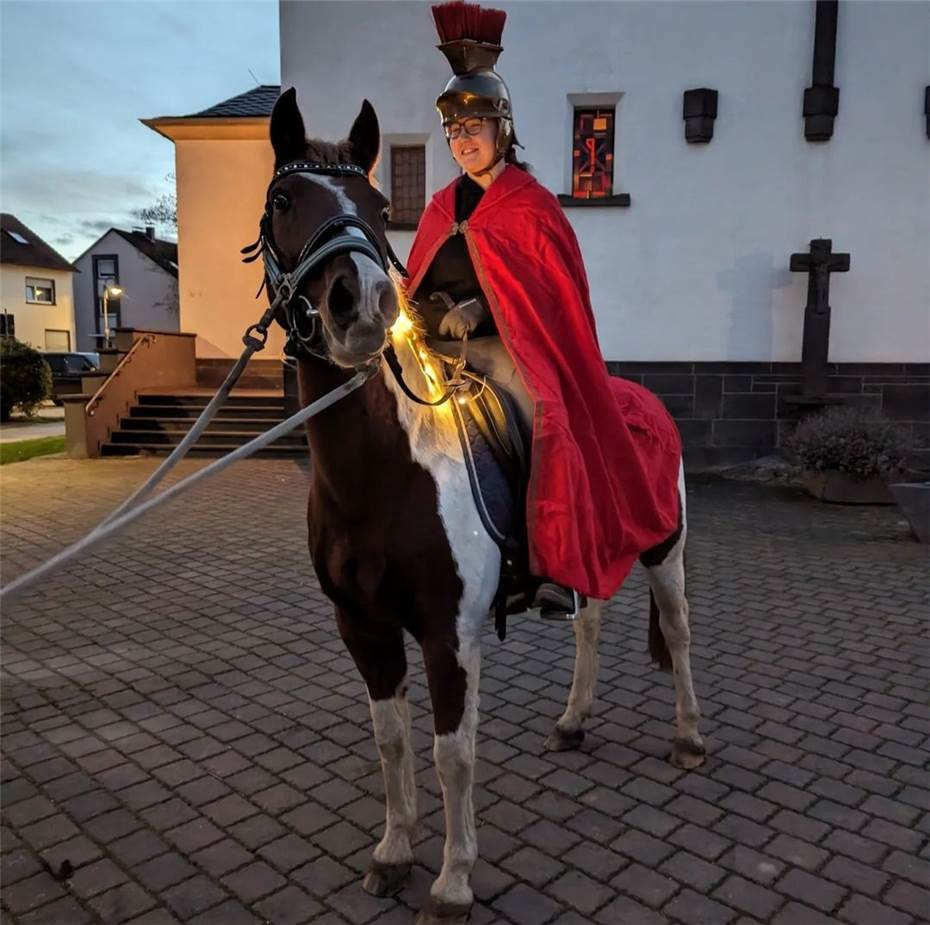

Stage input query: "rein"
[
  {"left": 0, "top": 360, "right": 378, "bottom": 603},
  {"left": 2, "top": 160, "right": 473, "bottom": 601}
]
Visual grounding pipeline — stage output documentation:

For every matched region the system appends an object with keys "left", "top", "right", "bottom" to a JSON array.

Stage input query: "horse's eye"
[
  {"left": 380, "top": 205, "right": 391, "bottom": 224},
  {"left": 272, "top": 193, "right": 290, "bottom": 212}
]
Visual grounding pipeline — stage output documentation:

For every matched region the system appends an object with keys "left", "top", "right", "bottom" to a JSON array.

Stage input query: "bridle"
[
  {"left": 241, "top": 160, "right": 470, "bottom": 407},
  {"left": 241, "top": 160, "right": 407, "bottom": 361}
]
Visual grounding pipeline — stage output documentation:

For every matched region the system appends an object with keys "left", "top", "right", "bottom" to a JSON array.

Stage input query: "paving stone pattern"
[{"left": 1, "top": 456, "right": 928, "bottom": 924}]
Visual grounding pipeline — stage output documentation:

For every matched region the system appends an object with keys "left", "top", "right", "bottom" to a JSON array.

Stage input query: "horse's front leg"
[
  {"left": 417, "top": 625, "right": 481, "bottom": 925},
  {"left": 337, "top": 613, "right": 417, "bottom": 896},
  {"left": 546, "top": 598, "right": 605, "bottom": 751}
]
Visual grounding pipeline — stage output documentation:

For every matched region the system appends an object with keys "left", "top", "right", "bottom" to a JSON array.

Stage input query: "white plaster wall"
[
  {"left": 174, "top": 138, "right": 283, "bottom": 359},
  {"left": 281, "top": 0, "right": 930, "bottom": 362},
  {"left": 0, "top": 265, "right": 75, "bottom": 351},
  {"left": 73, "top": 229, "right": 180, "bottom": 351}
]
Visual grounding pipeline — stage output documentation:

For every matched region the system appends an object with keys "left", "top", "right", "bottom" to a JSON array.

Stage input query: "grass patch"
[{"left": 0, "top": 436, "right": 66, "bottom": 466}]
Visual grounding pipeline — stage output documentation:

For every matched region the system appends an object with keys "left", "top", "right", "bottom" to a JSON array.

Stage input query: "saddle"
[{"left": 430, "top": 346, "right": 541, "bottom": 638}]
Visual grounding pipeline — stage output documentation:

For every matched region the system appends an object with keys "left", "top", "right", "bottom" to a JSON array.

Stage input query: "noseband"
[{"left": 242, "top": 161, "right": 407, "bottom": 360}]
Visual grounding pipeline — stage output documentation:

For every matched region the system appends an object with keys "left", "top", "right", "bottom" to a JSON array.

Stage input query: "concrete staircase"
[{"left": 101, "top": 391, "right": 307, "bottom": 458}]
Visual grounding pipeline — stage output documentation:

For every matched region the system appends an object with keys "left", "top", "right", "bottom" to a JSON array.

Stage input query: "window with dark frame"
[
  {"left": 571, "top": 108, "right": 615, "bottom": 199},
  {"left": 93, "top": 254, "right": 120, "bottom": 334},
  {"left": 25, "top": 277, "right": 56, "bottom": 304},
  {"left": 389, "top": 146, "right": 426, "bottom": 228},
  {"left": 0, "top": 313, "right": 15, "bottom": 337}
]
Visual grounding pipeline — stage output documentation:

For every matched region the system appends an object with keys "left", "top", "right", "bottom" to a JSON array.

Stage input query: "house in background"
[
  {"left": 142, "top": 86, "right": 283, "bottom": 360},
  {"left": 0, "top": 213, "right": 76, "bottom": 351},
  {"left": 139, "top": 2, "right": 928, "bottom": 467},
  {"left": 72, "top": 226, "right": 179, "bottom": 352},
  {"left": 277, "top": 0, "right": 928, "bottom": 467}
]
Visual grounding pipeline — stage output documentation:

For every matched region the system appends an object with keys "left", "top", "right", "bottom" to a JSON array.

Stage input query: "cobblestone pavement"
[{"left": 2, "top": 456, "right": 928, "bottom": 925}]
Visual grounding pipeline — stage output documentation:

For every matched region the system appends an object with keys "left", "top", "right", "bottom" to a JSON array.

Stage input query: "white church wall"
[{"left": 281, "top": 1, "right": 929, "bottom": 363}]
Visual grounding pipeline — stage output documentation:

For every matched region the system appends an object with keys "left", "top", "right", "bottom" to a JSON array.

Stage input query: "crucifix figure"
[{"left": 789, "top": 238, "right": 850, "bottom": 398}]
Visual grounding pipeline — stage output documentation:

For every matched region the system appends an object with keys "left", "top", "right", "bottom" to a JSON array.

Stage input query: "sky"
[{"left": 0, "top": 0, "right": 280, "bottom": 261}]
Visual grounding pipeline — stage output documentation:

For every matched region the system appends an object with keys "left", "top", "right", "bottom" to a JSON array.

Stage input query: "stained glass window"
[
  {"left": 389, "top": 146, "right": 426, "bottom": 227},
  {"left": 571, "top": 108, "right": 615, "bottom": 199}
]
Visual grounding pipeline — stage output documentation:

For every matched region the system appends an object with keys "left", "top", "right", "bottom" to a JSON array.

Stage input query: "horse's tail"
[{"left": 648, "top": 589, "right": 673, "bottom": 672}]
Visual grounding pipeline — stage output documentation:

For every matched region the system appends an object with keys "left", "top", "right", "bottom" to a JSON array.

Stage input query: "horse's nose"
[
  {"left": 376, "top": 277, "right": 398, "bottom": 326},
  {"left": 327, "top": 271, "right": 360, "bottom": 327}
]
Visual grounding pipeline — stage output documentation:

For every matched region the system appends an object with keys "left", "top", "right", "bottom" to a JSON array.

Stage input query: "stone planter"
[
  {"left": 801, "top": 470, "right": 895, "bottom": 505},
  {"left": 889, "top": 482, "right": 930, "bottom": 543}
]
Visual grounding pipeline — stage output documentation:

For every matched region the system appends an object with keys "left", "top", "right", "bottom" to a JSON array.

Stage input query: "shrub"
[
  {"left": 0, "top": 337, "right": 52, "bottom": 421},
  {"left": 784, "top": 405, "right": 907, "bottom": 479}
]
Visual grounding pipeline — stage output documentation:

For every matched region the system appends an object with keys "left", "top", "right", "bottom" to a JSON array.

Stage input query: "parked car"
[{"left": 42, "top": 352, "right": 99, "bottom": 403}]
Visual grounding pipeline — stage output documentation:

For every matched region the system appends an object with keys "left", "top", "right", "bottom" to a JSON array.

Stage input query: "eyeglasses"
[{"left": 443, "top": 117, "right": 488, "bottom": 140}]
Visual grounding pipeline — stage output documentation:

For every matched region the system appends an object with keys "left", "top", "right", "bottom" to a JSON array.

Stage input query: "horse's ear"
[
  {"left": 270, "top": 87, "right": 307, "bottom": 169},
  {"left": 348, "top": 99, "right": 380, "bottom": 175}
]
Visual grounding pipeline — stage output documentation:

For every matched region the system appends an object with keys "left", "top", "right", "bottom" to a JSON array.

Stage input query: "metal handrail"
[{"left": 85, "top": 333, "right": 156, "bottom": 416}]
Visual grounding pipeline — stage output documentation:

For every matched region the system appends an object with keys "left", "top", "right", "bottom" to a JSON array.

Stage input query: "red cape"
[{"left": 405, "top": 165, "right": 682, "bottom": 598}]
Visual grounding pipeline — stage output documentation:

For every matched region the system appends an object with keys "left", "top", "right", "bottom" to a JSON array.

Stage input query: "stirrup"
[{"left": 539, "top": 587, "right": 584, "bottom": 622}]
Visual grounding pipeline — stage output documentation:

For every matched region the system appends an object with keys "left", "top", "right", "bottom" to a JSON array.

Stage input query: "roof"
[
  {"left": 0, "top": 214, "right": 76, "bottom": 272},
  {"left": 142, "top": 86, "right": 280, "bottom": 142},
  {"left": 186, "top": 85, "right": 280, "bottom": 119},
  {"left": 73, "top": 228, "right": 178, "bottom": 278},
  {"left": 113, "top": 229, "right": 178, "bottom": 278}
]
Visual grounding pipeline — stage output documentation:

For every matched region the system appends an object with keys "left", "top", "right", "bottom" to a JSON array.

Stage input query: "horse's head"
[{"left": 263, "top": 88, "right": 399, "bottom": 368}]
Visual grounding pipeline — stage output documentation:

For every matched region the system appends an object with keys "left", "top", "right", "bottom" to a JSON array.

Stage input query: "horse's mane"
[{"left": 392, "top": 275, "right": 427, "bottom": 338}]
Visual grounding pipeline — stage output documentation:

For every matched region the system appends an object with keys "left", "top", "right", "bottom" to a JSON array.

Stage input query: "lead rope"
[
  {"left": 0, "top": 362, "right": 378, "bottom": 603},
  {"left": 3, "top": 162, "right": 407, "bottom": 601},
  {"left": 100, "top": 302, "right": 279, "bottom": 527}
]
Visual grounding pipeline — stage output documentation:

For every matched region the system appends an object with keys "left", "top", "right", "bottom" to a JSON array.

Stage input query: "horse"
[{"left": 259, "top": 87, "right": 705, "bottom": 924}]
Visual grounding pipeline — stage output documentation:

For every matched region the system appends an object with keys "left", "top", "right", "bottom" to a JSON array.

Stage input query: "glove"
[{"left": 438, "top": 297, "right": 488, "bottom": 339}]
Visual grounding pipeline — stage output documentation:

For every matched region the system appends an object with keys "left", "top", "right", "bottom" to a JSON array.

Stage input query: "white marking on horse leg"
[
  {"left": 380, "top": 310, "right": 500, "bottom": 910},
  {"left": 555, "top": 598, "right": 604, "bottom": 736},
  {"left": 430, "top": 636, "right": 480, "bottom": 911},
  {"left": 647, "top": 468, "right": 703, "bottom": 760},
  {"left": 369, "top": 680, "right": 416, "bottom": 865},
  {"left": 651, "top": 564, "right": 701, "bottom": 746}
]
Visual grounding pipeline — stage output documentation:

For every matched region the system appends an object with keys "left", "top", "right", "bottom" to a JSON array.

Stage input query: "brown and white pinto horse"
[{"left": 264, "top": 89, "right": 704, "bottom": 924}]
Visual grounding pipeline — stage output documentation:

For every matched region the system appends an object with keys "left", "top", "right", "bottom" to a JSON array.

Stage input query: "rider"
[{"left": 404, "top": 1, "right": 682, "bottom": 617}]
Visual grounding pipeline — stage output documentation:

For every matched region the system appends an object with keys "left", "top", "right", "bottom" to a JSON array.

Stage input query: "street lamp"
[{"left": 101, "top": 285, "right": 123, "bottom": 346}]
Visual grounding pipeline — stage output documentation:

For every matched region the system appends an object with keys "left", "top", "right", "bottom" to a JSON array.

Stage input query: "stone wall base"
[{"left": 607, "top": 361, "right": 929, "bottom": 472}]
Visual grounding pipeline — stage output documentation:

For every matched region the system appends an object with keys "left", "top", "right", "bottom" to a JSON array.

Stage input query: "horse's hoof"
[
  {"left": 545, "top": 725, "right": 584, "bottom": 752},
  {"left": 670, "top": 736, "right": 706, "bottom": 770},
  {"left": 362, "top": 860, "right": 411, "bottom": 897},
  {"left": 415, "top": 898, "right": 471, "bottom": 924}
]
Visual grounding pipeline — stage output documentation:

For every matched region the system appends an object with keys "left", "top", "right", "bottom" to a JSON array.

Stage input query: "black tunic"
[{"left": 412, "top": 175, "right": 498, "bottom": 339}]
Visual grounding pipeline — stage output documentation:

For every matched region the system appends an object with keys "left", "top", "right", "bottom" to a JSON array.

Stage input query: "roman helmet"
[{"left": 432, "top": 2, "right": 515, "bottom": 170}]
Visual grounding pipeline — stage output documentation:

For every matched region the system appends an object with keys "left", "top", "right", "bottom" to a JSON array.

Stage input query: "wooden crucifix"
[{"left": 790, "top": 238, "right": 850, "bottom": 399}]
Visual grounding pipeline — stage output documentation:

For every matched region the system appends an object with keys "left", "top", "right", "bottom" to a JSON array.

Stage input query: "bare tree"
[{"left": 135, "top": 174, "right": 178, "bottom": 234}]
